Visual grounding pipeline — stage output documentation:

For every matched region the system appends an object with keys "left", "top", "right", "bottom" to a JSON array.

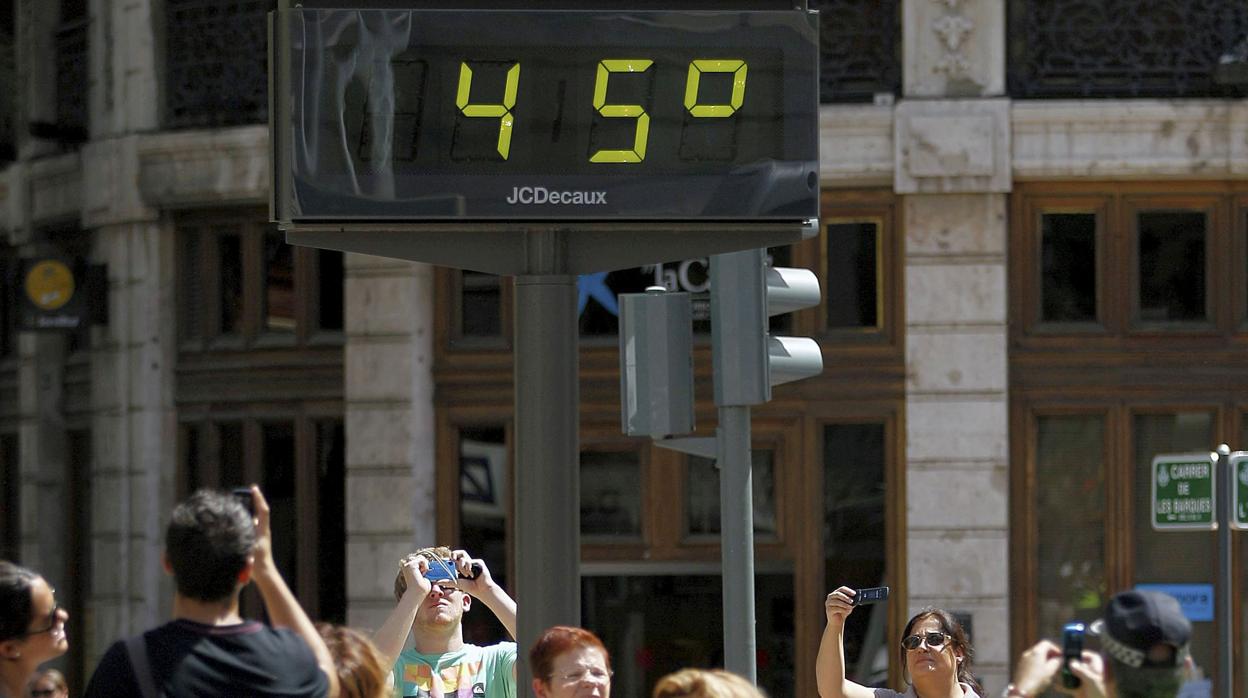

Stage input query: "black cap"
[{"left": 1090, "top": 590, "right": 1191, "bottom": 669}]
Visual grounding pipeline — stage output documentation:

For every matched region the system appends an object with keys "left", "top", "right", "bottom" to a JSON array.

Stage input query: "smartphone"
[
  {"left": 852, "top": 586, "right": 889, "bottom": 606},
  {"left": 231, "top": 487, "right": 255, "bottom": 516},
  {"left": 1061, "top": 622, "right": 1086, "bottom": 689}
]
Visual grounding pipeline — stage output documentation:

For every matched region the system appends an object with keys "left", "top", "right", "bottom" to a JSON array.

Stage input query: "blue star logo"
[{"left": 577, "top": 272, "right": 619, "bottom": 317}]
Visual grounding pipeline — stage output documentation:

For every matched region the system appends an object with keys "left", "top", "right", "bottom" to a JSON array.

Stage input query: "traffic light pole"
[
  {"left": 514, "top": 230, "right": 581, "bottom": 694},
  {"left": 717, "top": 403, "right": 758, "bottom": 682},
  {"left": 710, "top": 249, "right": 767, "bottom": 683}
]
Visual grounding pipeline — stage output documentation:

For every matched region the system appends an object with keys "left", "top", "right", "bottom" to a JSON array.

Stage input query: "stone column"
[
  {"left": 16, "top": 331, "right": 67, "bottom": 580},
  {"left": 79, "top": 0, "right": 167, "bottom": 664},
  {"left": 899, "top": 0, "right": 1010, "bottom": 691},
  {"left": 82, "top": 132, "right": 173, "bottom": 667},
  {"left": 343, "top": 253, "right": 437, "bottom": 631}
]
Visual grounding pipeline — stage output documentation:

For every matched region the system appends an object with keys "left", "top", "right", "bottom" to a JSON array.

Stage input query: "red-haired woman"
[{"left": 529, "top": 626, "right": 612, "bottom": 698}]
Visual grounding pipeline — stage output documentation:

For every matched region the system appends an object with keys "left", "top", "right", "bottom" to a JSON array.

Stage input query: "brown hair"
[
  {"left": 316, "top": 623, "right": 389, "bottom": 698},
  {"left": 393, "top": 546, "right": 454, "bottom": 602},
  {"left": 651, "top": 669, "right": 766, "bottom": 698},
  {"left": 529, "top": 626, "right": 611, "bottom": 682},
  {"left": 898, "top": 608, "right": 981, "bottom": 693}
]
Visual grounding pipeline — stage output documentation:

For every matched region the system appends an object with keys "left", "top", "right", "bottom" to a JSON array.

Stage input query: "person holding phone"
[
  {"left": 1002, "top": 589, "right": 1191, "bottom": 698},
  {"left": 83, "top": 487, "right": 338, "bottom": 697},
  {"left": 373, "top": 546, "right": 517, "bottom": 697},
  {"left": 817, "top": 586, "right": 982, "bottom": 698}
]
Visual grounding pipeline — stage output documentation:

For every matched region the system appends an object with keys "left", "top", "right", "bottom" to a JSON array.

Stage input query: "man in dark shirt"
[{"left": 84, "top": 487, "right": 339, "bottom": 698}]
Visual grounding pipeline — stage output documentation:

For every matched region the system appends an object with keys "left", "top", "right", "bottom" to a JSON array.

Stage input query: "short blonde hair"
[
  {"left": 393, "top": 546, "right": 453, "bottom": 601},
  {"left": 651, "top": 669, "right": 766, "bottom": 698}
]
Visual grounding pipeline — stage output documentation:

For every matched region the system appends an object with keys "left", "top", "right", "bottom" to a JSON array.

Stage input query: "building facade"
[{"left": 0, "top": 1, "right": 1245, "bottom": 696}]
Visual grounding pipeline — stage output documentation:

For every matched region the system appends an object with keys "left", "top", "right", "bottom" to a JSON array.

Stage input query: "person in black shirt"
[{"left": 83, "top": 487, "right": 339, "bottom": 698}]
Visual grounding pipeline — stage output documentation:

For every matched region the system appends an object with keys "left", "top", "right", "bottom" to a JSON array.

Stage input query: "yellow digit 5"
[
  {"left": 684, "top": 59, "right": 748, "bottom": 117},
  {"left": 456, "top": 61, "right": 521, "bottom": 159},
  {"left": 590, "top": 59, "right": 652, "bottom": 163}
]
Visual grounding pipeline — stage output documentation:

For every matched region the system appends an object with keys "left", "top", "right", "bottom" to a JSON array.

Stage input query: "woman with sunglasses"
[
  {"left": 0, "top": 561, "right": 68, "bottom": 698},
  {"left": 817, "top": 586, "right": 982, "bottom": 698},
  {"left": 529, "top": 625, "right": 612, "bottom": 698}
]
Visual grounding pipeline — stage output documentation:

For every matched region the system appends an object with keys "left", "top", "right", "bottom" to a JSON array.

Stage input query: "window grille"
[
  {"left": 1008, "top": 0, "right": 1248, "bottom": 98},
  {"left": 165, "top": 0, "right": 273, "bottom": 128},
  {"left": 811, "top": 0, "right": 901, "bottom": 103}
]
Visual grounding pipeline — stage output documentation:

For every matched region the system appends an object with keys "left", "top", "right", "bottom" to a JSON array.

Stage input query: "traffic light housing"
[
  {"left": 711, "top": 248, "right": 823, "bottom": 406},
  {"left": 618, "top": 287, "right": 696, "bottom": 439}
]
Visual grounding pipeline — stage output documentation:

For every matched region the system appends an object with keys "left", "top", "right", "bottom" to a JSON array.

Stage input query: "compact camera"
[{"left": 422, "top": 558, "right": 482, "bottom": 584}]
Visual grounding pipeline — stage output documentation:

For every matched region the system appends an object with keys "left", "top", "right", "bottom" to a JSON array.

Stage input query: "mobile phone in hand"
[
  {"left": 231, "top": 487, "right": 255, "bottom": 516},
  {"left": 1061, "top": 622, "right": 1086, "bottom": 689},
  {"left": 852, "top": 586, "right": 889, "bottom": 606}
]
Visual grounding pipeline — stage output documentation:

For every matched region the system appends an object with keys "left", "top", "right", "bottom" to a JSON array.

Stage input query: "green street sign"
[
  {"left": 1233, "top": 452, "right": 1248, "bottom": 531},
  {"left": 1151, "top": 453, "right": 1216, "bottom": 530}
]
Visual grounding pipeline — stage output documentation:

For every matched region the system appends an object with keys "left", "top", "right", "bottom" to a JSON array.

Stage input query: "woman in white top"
[{"left": 817, "top": 586, "right": 982, "bottom": 698}]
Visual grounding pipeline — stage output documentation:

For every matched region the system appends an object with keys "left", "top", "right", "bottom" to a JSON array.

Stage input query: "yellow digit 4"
[
  {"left": 590, "top": 59, "right": 652, "bottom": 163},
  {"left": 684, "top": 59, "right": 748, "bottom": 117},
  {"left": 456, "top": 62, "right": 521, "bottom": 159}
]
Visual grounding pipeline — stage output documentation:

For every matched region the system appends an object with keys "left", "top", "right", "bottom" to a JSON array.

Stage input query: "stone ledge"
[
  {"left": 1012, "top": 99, "right": 1248, "bottom": 180},
  {"left": 818, "top": 105, "right": 894, "bottom": 187},
  {"left": 28, "top": 151, "right": 83, "bottom": 227},
  {"left": 137, "top": 125, "right": 269, "bottom": 209}
]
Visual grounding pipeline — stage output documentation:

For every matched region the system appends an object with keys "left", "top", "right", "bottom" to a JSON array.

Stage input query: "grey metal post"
[
  {"left": 717, "top": 405, "right": 757, "bottom": 682},
  {"left": 709, "top": 250, "right": 764, "bottom": 683},
  {"left": 1215, "top": 444, "right": 1231, "bottom": 698},
  {"left": 514, "top": 230, "right": 580, "bottom": 696}
]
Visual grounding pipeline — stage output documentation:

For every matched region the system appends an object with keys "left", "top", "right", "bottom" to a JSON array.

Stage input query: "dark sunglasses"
[
  {"left": 30, "top": 688, "right": 61, "bottom": 698},
  {"left": 22, "top": 604, "right": 61, "bottom": 637},
  {"left": 901, "top": 631, "right": 950, "bottom": 651}
]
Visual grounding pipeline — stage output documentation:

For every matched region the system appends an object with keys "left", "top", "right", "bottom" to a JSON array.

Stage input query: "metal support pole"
[
  {"left": 1215, "top": 444, "right": 1232, "bottom": 698},
  {"left": 514, "top": 231, "right": 580, "bottom": 696},
  {"left": 718, "top": 405, "right": 757, "bottom": 682}
]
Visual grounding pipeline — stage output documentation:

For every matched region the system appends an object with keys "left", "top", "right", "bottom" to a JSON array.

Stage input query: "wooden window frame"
[
  {"left": 1012, "top": 182, "right": 1248, "bottom": 349},
  {"left": 177, "top": 211, "right": 343, "bottom": 352},
  {"left": 1014, "top": 195, "right": 1112, "bottom": 336},
  {"left": 796, "top": 403, "right": 905, "bottom": 694},
  {"left": 1124, "top": 195, "right": 1225, "bottom": 334},
  {"left": 1011, "top": 396, "right": 1246, "bottom": 695},
  {"left": 816, "top": 189, "right": 903, "bottom": 354},
  {"left": 176, "top": 409, "right": 343, "bottom": 620}
]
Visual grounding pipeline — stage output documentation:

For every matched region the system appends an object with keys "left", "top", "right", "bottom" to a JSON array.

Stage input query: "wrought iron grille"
[
  {"left": 55, "top": 17, "right": 89, "bottom": 139},
  {"left": 811, "top": 0, "right": 901, "bottom": 103},
  {"left": 165, "top": 0, "right": 273, "bottom": 129},
  {"left": 1009, "top": 0, "right": 1248, "bottom": 98}
]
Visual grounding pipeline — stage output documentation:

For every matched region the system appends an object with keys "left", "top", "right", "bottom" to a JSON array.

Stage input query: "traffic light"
[
  {"left": 618, "top": 286, "right": 696, "bottom": 439},
  {"left": 711, "top": 248, "right": 823, "bottom": 406}
]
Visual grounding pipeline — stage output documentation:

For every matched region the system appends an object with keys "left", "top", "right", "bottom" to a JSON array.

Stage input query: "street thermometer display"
[{"left": 271, "top": 9, "right": 819, "bottom": 221}]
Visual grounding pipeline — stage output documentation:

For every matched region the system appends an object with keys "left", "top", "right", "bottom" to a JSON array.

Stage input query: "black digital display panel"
[{"left": 272, "top": 9, "right": 819, "bottom": 222}]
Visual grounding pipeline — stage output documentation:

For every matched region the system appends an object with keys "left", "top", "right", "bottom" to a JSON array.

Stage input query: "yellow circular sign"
[{"left": 24, "top": 259, "right": 76, "bottom": 311}]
